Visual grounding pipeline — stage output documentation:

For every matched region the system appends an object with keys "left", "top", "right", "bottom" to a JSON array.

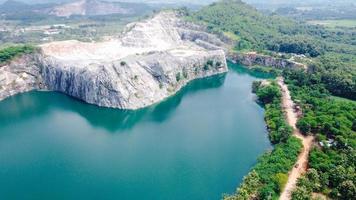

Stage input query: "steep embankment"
[
  {"left": 277, "top": 78, "right": 314, "bottom": 200},
  {"left": 229, "top": 52, "right": 306, "bottom": 70},
  {"left": 0, "top": 11, "right": 228, "bottom": 109},
  {"left": 0, "top": 46, "right": 45, "bottom": 101},
  {"left": 0, "top": 54, "right": 43, "bottom": 101}
]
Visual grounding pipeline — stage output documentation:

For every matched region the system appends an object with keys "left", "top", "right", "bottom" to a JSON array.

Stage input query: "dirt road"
[{"left": 277, "top": 77, "right": 314, "bottom": 200}]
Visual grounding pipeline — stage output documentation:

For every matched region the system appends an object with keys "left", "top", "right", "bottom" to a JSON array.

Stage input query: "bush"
[
  {"left": 203, "top": 63, "right": 210, "bottom": 71},
  {"left": 176, "top": 72, "right": 182, "bottom": 82},
  {"left": 291, "top": 186, "right": 311, "bottom": 200},
  {"left": 256, "top": 84, "right": 281, "bottom": 104},
  {"left": 207, "top": 60, "right": 214, "bottom": 66},
  {"left": 183, "top": 70, "right": 188, "bottom": 79},
  {"left": 0, "top": 45, "right": 35, "bottom": 64},
  {"left": 120, "top": 61, "right": 127, "bottom": 66},
  {"left": 274, "top": 173, "right": 289, "bottom": 192},
  {"left": 252, "top": 81, "right": 261, "bottom": 93}
]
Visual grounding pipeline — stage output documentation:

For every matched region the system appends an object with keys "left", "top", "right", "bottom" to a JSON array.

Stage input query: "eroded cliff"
[
  {"left": 0, "top": 54, "right": 44, "bottom": 101},
  {"left": 229, "top": 52, "right": 306, "bottom": 70}
]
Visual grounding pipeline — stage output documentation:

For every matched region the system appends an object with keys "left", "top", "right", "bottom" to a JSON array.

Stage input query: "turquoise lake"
[{"left": 0, "top": 63, "right": 272, "bottom": 200}]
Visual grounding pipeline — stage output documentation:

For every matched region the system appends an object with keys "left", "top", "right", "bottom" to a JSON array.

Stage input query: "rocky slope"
[
  {"left": 0, "top": 11, "right": 227, "bottom": 109},
  {"left": 0, "top": 54, "right": 44, "bottom": 101},
  {"left": 229, "top": 52, "right": 306, "bottom": 69}
]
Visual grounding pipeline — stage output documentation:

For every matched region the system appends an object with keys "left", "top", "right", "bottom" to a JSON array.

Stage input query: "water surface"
[{"left": 0, "top": 63, "right": 272, "bottom": 200}]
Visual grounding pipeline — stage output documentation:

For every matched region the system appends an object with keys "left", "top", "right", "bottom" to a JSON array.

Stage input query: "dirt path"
[{"left": 277, "top": 77, "right": 314, "bottom": 200}]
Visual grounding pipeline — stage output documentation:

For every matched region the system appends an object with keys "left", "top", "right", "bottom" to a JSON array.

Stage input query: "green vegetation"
[
  {"left": 203, "top": 60, "right": 214, "bottom": 71},
  {"left": 247, "top": 66, "right": 281, "bottom": 77},
  {"left": 308, "top": 19, "right": 356, "bottom": 29},
  {"left": 120, "top": 61, "right": 127, "bottom": 66},
  {"left": 176, "top": 72, "right": 182, "bottom": 82},
  {"left": 283, "top": 69, "right": 356, "bottom": 199},
  {"left": 0, "top": 45, "right": 36, "bottom": 64},
  {"left": 255, "top": 82, "right": 292, "bottom": 144},
  {"left": 183, "top": 70, "right": 188, "bottom": 79},
  {"left": 184, "top": 1, "right": 356, "bottom": 199},
  {"left": 203, "top": 63, "right": 210, "bottom": 71},
  {"left": 186, "top": 0, "right": 356, "bottom": 100},
  {"left": 187, "top": 0, "right": 323, "bottom": 56},
  {"left": 225, "top": 82, "right": 302, "bottom": 199},
  {"left": 0, "top": 8, "right": 150, "bottom": 45},
  {"left": 186, "top": 1, "right": 356, "bottom": 199}
]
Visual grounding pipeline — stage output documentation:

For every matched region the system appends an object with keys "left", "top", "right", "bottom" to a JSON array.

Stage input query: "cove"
[{"left": 0, "top": 62, "right": 272, "bottom": 200}]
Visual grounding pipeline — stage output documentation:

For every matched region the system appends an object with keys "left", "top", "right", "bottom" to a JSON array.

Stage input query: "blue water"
[{"left": 0, "top": 63, "right": 272, "bottom": 200}]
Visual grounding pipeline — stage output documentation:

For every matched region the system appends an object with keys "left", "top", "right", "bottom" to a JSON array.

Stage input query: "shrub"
[
  {"left": 176, "top": 72, "right": 182, "bottom": 82},
  {"left": 183, "top": 70, "right": 188, "bottom": 79},
  {"left": 0, "top": 45, "right": 36, "bottom": 64},
  {"left": 120, "top": 61, "right": 127, "bottom": 66},
  {"left": 207, "top": 60, "right": 214, "bottom": 66},
  {"left": 274, "top": 173, "right": 288, "bottom": 192},
  {"left": 256, "top": 84, "right": 281, "bottom": 104},
  {"left": 291, "top": 186, "right": 311, "bottom": 200},
  {"left": 203, "top": 64, "right": 210, "bottom": 71}
]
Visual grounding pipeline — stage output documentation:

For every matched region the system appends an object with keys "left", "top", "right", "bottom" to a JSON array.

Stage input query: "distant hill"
[
  {"left": 188, "top": 0, "right": 355, "bottom": 99},
  {"left": 0, "top": 0, "right": 152, "bottom": 18},
  {"left": 49, "top": 0, "right": 151, "bottom": 17},
  {"left": 0, "top": 0, "right": 55, "bottom": 21},
  {"left": 0, "top": 0, "right": 47, "bottom": 13}
]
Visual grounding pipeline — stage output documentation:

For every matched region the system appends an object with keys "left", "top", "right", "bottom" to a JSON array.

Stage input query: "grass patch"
[{"left": 307, "top": 19, "right": 356, "bottom": 28}]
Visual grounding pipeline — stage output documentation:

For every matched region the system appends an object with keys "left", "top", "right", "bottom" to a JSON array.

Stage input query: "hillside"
[
  {"left": 0, "top": 0, "right": 152, "bottom": 18},
  {"left": 49, "top": 0, "right": 150, "bottom": 17},
  {"left": 186, "top": 1, "right": 356, "bottom": 199},
  {"left": 187, "top": 0, "right": 356, "bottom": 100}
]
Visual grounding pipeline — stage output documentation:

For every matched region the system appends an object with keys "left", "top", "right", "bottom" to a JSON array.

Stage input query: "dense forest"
[
  {"left": 186, "top": 0, "right": 356, "bottom": 100},
  {"left": 185, "top": 0, "right": 356, "bottom": 199},
  {"left": 283, "top": 70, "right": 356, "bottom": 200}
]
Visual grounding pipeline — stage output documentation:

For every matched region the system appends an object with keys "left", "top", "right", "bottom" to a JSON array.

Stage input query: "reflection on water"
[
  {"left": 0, "top": 62, "right": 274, "bottom": 200},
  {"left": 0, "top": 74, "right": 226, "bottom": 132},
  {"left": 227, "top": 60, "right": 276, "bottom": 79}
]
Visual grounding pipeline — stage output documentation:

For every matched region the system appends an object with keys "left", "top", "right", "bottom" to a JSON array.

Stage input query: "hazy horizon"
[{"left": 1, "top": 0, "right": 355, "bottom": 6}]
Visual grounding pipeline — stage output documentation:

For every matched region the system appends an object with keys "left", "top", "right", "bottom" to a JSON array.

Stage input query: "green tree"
[
  {"left": 291, "top": 187, "right": 311, "bottom": 200},
  {"left": 338, "top": 180, "right": 356, "bottom": 200},
  {"left": 256, "top": 84, "right": 281, "bottom": 104},
  {"left": 273, "top": 173, "right": 288, "bottom": 192}
]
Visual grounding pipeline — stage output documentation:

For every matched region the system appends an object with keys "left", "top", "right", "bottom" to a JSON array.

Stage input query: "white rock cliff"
[{"left": 1, "top": 12, "right": 228, "bottom": 109}]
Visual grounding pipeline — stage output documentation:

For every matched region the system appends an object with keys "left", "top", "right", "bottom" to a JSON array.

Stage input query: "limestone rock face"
[
  {"left": 229, "top": 52, "right": 306, "bottom": 70},
  {"left": 38, "top": 12, "right": 228, "bottom": 109},
  {"left": 0, "top": 54, "right": 44, "bottom": 101}
]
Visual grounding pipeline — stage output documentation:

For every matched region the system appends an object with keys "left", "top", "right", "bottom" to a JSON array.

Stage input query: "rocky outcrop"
[
  {"left": 32, "top": 11, "right": 227, "bottom": 109},
  {"left": 0, "top": 12, "right": 227, "bottom": 109},
  {"left": 0, "top": 54, "right": 45, "bottom": 101},
  {"left": 39, "top": 51, "right": 226, "bottom": 109},
  {"left": 229, "top": 52, "right": 306, "bottom": 69}
]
